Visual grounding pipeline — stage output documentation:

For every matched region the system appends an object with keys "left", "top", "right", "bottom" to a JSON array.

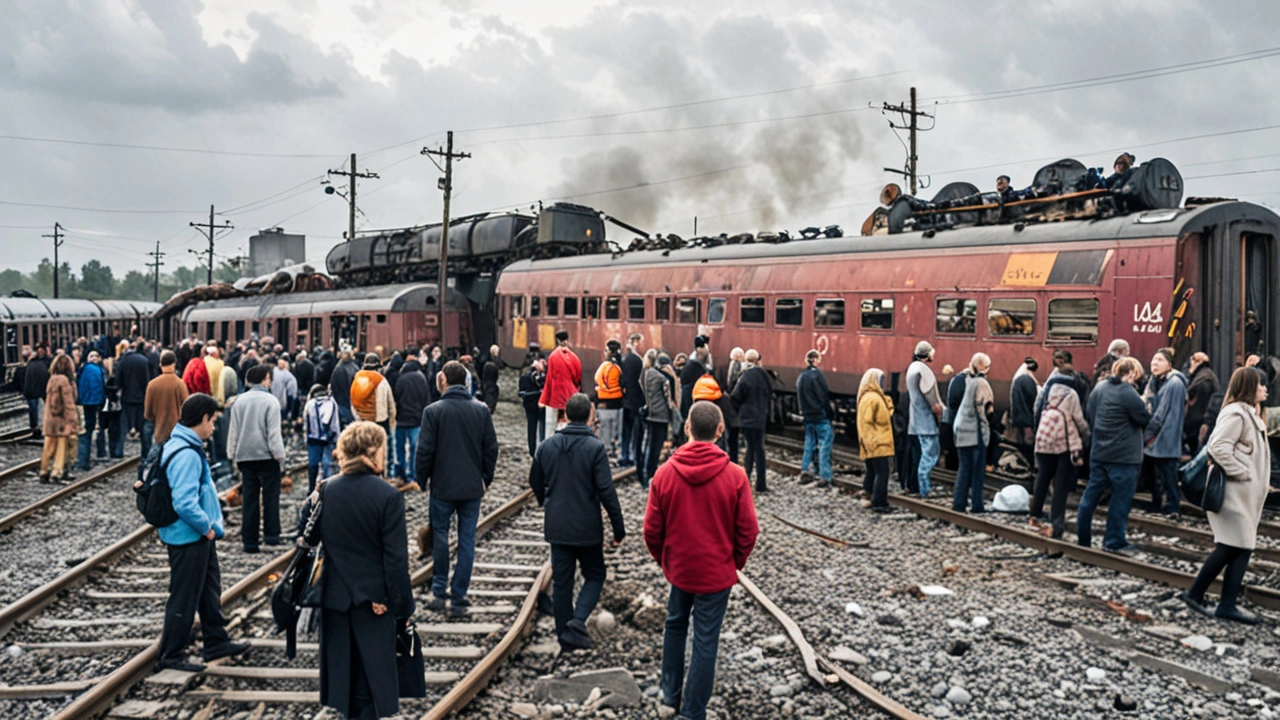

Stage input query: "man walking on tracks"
[
  {"left": 620, "top": 332, "right": 645, "bottom": 469},
  {"left": 529, "top": 393, "right": 625, "bottom": 651},
  {"left": 156, "top": 393, "right": 250, "bottom": 672},
  {"left": 144, "top": 351, "right": 189, "bottom": 463},
  {"left": 645, "top": 401, "right": 758, "bottom": 720},
  {"left": 540, "top": 330, "right": 581, "bottom": 433},
  {"left": 416, "top": 361, "right": 499, "bottom": 617},
  {"left": 227, "top": 364, "right": 285, "bottom": 553}
]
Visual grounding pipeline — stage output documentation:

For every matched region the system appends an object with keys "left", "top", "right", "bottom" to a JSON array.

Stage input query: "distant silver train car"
[{"left": 1, "top": 296, "right": 161, "bottom": 377}]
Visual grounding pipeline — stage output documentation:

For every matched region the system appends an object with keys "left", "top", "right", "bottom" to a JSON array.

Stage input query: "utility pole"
[
  {"left": 189, "top": 205, "right": 232, "bottom": 286},
  {"left": 327, "top": 153, "right": 379, "bottom": 242},
  {"left": 147, "top": 242, "right": 165, "bottom": 302},
  {"left": 882, "top": 87, "right": 934, "bottom": 195},
  {"left": 421, "top": 132, "right": 470, "bottom": 354},
  {"left": 42, "top": 223, "right": 64, "bottom": 298}
]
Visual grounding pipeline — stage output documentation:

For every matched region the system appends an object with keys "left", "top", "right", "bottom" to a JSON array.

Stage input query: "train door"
[{"left": 1242, "top": 232, "right": 1272, "bottom": 360}]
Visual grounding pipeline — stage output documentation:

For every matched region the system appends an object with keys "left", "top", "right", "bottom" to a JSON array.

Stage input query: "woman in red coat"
[
  {"left": 182, "top": 353, "right": 211, "bottom": 395},
  {"left": 539, "top": 330, "right": 582, "bottom": 432}
]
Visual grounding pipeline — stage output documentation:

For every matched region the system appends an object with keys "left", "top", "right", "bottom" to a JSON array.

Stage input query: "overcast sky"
[{"left": 3, "top": 0, "right": 1280, "bottom": 277}]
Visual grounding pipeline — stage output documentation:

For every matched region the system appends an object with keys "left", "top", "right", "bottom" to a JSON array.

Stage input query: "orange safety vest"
[
  {"left": 595, "top": 361, "right": 623, "bottom": 401},
  {"left": 692, "top": 373, "right": 722, "bottom": 401},
  {"left": 350, "top": 370, "right": 384, "bottom": 420}
]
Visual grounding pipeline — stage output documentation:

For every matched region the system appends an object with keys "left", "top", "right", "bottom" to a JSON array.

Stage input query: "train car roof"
[
  {"left": 181, "top": 283, "right": 469, "bottom": 323},
  {"left": 0, "top": 298, "right": 161, "bottom": 321},
  {"left": 502, "top": 201, "right": 1280, "bottom": 273}
]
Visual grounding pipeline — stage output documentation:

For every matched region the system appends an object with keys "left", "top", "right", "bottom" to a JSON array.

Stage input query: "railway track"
[{"left": 0, "top": 456, "right": 140, "bottom": 534}]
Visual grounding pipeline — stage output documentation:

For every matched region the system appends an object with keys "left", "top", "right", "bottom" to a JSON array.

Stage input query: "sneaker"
[
  {"left": 156, "top": 658, "right": 206, "bottom": 673},
  {"left": 871, "top": 506, "right": 894, "bottom": 514},
  {"left": 560, "top": 619, "right": 593, "bottom": 650},
  {"left": 1215, "top": 606, "right": 1260, "bottom": 625},
  {"left": 797, "top": 473, "right": 818, "bottom": 486},
  {"left": 202, "top": 640, "right": 250, "bottom": 662},
  {"left": 426, "top": 596, "right": 447, "bottom": 612},
  {"left": 1105, "top": 545, "right": 1139, "bottom": 558},
  {"left": 447, "top": 604, "right": 470, "bottom": 618},
  {"left": 1177, "top": 592, "right": 1214, "bottom": 618}
]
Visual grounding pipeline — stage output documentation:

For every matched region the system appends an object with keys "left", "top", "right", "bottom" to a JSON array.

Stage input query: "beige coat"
[{"left": 1206, "top": 402, "right": 1271, "bottom": 549}]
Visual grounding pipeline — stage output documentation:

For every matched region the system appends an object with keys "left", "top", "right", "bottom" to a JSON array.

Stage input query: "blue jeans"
[
  {"left": 139, "top": 419, "right": 160, "bottom": 480},
  {"left": 661, "top": 585, "right": 731, "bottom": 720},
  {"left": 801, "top": 420, "right": 834, "bottom": 481},
  {"left": 306, "top": 440, "right": 335, "bottom": 494},
  {"left": 430, "top": 497, "right": 481, "bottom": 602},
  {"left": 953, "top": 438, "right": 986, "bottom": 512},
  {"left": 337, "top": 405, "right": 355, "bottom": 429},
  {"left": 1076, "top": 461, "right": 1140, "bottom": 551},
  {"left": 394, "top": 426, "right": 420, "bottom": 482},
  {"left": 916, "top": 433, "right": 939, "bottom": 496},
  {"left": 76, "top": 404, "right": 101, "bottom": 470}
]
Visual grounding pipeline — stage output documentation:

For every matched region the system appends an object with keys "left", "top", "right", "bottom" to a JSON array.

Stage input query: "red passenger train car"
[{"left": 493, "top": 201, "right": 1280, "bottom": 418}]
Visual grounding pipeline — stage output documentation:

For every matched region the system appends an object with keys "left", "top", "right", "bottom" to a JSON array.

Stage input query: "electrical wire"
[
  {"left": 0, "top": 134, "right": 335, "bottom": 158},
  {"left": 0, "top": 200, "right": 203, "bottom": 214}
]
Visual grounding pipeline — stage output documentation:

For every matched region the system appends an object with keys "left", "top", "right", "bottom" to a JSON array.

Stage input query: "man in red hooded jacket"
[
  {"left": 644, "top": 400, "right": 758, "bottom": 720},
  {"left": 539, "top": 330, "right": 581, "bottom": 434}
]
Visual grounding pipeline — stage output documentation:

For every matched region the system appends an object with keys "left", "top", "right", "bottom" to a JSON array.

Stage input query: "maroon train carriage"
[
  {"left": 1, "top": 297, "right": 161, "bottom": 385},
  {"left": 173, "top": 282, "right": 471, "bottom": 356},
  {"left": 493, "top": 201, "right": 1280, "bottom": 423}
]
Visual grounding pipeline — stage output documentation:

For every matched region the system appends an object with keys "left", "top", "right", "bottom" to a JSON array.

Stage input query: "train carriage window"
[
  {"left": 511, "top": 295, "right": 524, "bottom": 319},
  {"left": 655, "top": 297, "right": 671, "bottom": 323},
  {"left": 545, "top": 297, "right": 559, "bottom": 317},
  {"left": 221, "top": 321, "right": 230, "bottom": 342},
  {"left": 676, "top": 298, "right": 700, "bottom": 324},
  {"left": 585, "top": 297, "right": 600, "bottom": 319},
  {"left": 936, "top": 298, "right": 978, "bottom": 334},
  {"left": 740, "top": 297, "right": 765, "bottom": 324},
  {"left": 814, "top": 299, "right": 845, "bottom": 327},
  {"left": 530, "top": 296, "right": 541, "bottom": 317},
  {"left": 708, "top": 298, "right": 726, "bottom": 325},
  {"left": 628, "top": 298, "right": 646, "bottom": 321},
  {"left": 235, "top": 321, "right": 245, "bottom": 341},
  {"left": 21, "top": 326, "right": 29, "bottom": 347},
  {"left": 860, "top": 298, "right": 894, "bottom": 329},
  {"left": 1047, "top": 298, "right": 1100, "bottom": 342},
  {"left": 988, "top": 299, "right": 1036, "bottom": 337},
  {"left": 563, "top": 296, "right": 579, "bottom": 317},
  {"left": 775, "top": 298, "right": 804, "bottom": 327},
  {"left": 605, "top": 297, "right": 620, "bottom": 320},
  {"left": 376, "top": 314, "right": 387, "bottom": 324}
]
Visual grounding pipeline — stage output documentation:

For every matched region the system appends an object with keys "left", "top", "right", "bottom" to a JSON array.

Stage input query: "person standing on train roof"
[
  {"left": 1077, "top": 357, "right": 1150, "bottom": 556},
  {"left": 796, "top": 349, "right": 833, "bottom": 487},
  {"left": 1185, "top": 352, "right": 1220, "bottom": 453},
  {"left": 227, "top": 364, "right": 286, "bottom": 554},
  {"left": 155, "top": 394, "right": 251, "bottom": 673},
  {"left": 529, "top": 393, "right": 626, "bottom": 652},
  {"left": 1144, "top": 348, "right": 1188, "bottom": 518},
  {"left": 328, "top": 349, "right": 359, "bottom": 429},
  {"left": 594, "top": 340, "right": 625, "bottom": 460},
  {"left": 204, "top": 345, "right": 226, "bottom": 405},
  {"left": 23, "top": 345, "right": 50, "bottom": 438},
  {"left": 75, "top": 350, "right": 106, "bottom": 472},
  {"left": 620, "top": 333, "right": 646, "bottom": 469},
  {"left": 645, "top": 401, "right": 759, "bottom": 720},
  {"left": 731, "top": 349, "right": 772, "bottom": 494},
  {"left": 481, "top": 345, "right": 502, "bottom": 412},
  {"left": 144, "top": 351, "right": 190, "bottom": 466},
  {"left": 1105, "top": 152, "right": 1136, "bottom": 188},
  {"left": 540, "top": 330, "right": 582, "bottom": 433},
  {"left": 906, "top": 341, "right": 944, "bottom": 497},
  {"left": 416, "top": 361, "right": 499, "bottom": 617}
]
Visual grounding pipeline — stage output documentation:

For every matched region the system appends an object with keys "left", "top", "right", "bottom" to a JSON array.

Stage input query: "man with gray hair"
[
  {"left": 731, "top": 349, "right": 772, "bottom": 493},
  {"left": 905, "top": 341, "right": 943, "bottom": 497},
  {"left": 1093, "top": 339, "right": 1131, "bottom": 384}
]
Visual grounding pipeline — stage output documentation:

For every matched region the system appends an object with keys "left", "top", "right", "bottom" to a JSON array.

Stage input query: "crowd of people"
[{"left": 20, "top": 324, "right": 1276, "bottom": 718}]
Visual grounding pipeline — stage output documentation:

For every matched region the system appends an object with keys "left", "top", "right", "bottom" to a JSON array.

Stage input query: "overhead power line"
[
  {"left": 0, "top": 134, "right": 334, "bottom": 158},
  {"left": 0, "top": 200, "right": 203, "bottom": 214}
]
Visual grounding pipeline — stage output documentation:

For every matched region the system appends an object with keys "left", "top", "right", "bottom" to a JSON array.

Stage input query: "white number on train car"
[{"left": 1133, "top": 302, "right": 1164, "bottom": 334}]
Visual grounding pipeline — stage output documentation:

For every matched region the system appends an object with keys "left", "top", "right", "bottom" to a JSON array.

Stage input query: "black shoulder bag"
[{"left": 397, "top": 621, "right": 427, "bottom": 698}]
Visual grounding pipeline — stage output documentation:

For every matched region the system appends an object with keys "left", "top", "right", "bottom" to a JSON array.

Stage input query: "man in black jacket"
[
  {"left": 529, "top": 393, "right": 625, "bottom": 651},
  {"left": 117, "top": 342, "right": 154, "bottom": 464},
  {"left": 392, "top": 351, "right": 429, "bottom": 490},
  {"left": 481, "top": 345, "right": 502, "bottom": 412},
  {"left": 796, "top": 350, "right": 833, "bottom": 485},
  {"left": 22, "top": 346, "right": 50, "bottom": 437},
  {"left": 679, "top": 344, "right": 709, "bottom": 418},
  {"left": 731, "top": 349, "right": 772, "bottom": 493},
  {"left": 328, "top": 350, "right": 359, "bottom": 428},
  {"left": 619, "top": 333, "right": 645, "bottom": 469},
  {"left": 293, "top": 350, "right": 316, "bottom": 397},
  {"left": 1183, "top": 352, "right": 1219, "bottom": 453},
  {"left": 416, "top": 361, "right": 499, "bottom": 617}
]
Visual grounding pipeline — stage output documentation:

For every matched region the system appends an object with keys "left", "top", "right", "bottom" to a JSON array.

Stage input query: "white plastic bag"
[{"left": 991, "top": 484, "right": 1030, "bottom": 513}]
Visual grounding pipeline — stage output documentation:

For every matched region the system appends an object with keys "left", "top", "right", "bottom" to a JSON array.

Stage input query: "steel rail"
[
  {"left": 769, "top": 512, "right": 870, "bottom": 548},
  {"left": 422, "top": 564, "right": 553, "bottom": 719},
  {"left": 0, "top": 456, "right": 140, "bottom": 533},
  {"left": 0, "top": 428, "right": 34, "bottom": 444},
  {"left": 0, "top": 458, "right": 40, "bottom": 484}
]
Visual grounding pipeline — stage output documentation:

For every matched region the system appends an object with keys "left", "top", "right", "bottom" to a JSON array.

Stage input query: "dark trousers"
[
  {"left": 26, "top": 398, "right": 40, "bottom": 431},
  {"left": 1032, "top": 451, "right": 1076, "bottom": 538},
  {"left": 630, "top": 411, "right": 648, "bottom": 471},
  {"left": 620, "top": 408, "right": 637, "bottom": 463},
  {"left": 661, "top": 585, "right": 731, "bottom": 720},
  {"left": 550, "top": 543, "right": 607, "bottom": 637},
  {"left": 724, "top": 426, "right": 739, "bottom": 466},
  {"left": 643, "top": 420, "right": 666, "bottom": 488},
  {"left": 742, "top": 427, "right": 766, "bottom": 491},
  {"left": 1148, "top": 456, "right": 1181, "bottom": 515},
  {"left": 102, "top": 410, "right": 123, "bottom": 457},
  {"left": 238, "top": 459, "right": 282, "bottom": 549},
  {"left": 1188, "top": 543, "right": 1253, "bottom": 610},
  {"left": 953, "top": 440, "right": 986, "bottom": 513},
  {"left": 865, "top": 456, "right": 890, "bottom": 508},
  {"left": 524, "top": 405, "right": 545, "bottom": 458},
  {"left": 901, "top": 435, "right": 921, "bottom": 493},
  {"left": 158, "top": 537, "right": 231, "bottom": 664},
  {"left": 123, "top": 402, "right": 148, "bottom": 455},
  {"left": 76, "top": 404, "right": 101, "bottom": 470}
]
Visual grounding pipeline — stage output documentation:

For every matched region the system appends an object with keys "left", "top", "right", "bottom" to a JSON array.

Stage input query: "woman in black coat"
[{"left": 307, "top": 421, "right": 414, "bottom": 719}]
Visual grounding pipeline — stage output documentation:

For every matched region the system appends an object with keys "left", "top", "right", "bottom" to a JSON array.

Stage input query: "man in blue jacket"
[
  {"left": 76, "top": 350, "right": 106, "bottom": 471},
  {"left": 157, "top": 394, "right": 250, "bottom": 672},
  {"left": 796, "top": 350, "right": 833, "bottom": 486}
]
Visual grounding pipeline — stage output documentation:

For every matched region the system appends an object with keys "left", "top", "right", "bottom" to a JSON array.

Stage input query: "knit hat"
[
  {"left": 363, "top": 354, "right": 381, "bottom": 369},
  {"left": 694, "top": 334, "right": 709, "bottom": 348},
  {"left": 555, "top": 330, "right": 570, "bottom": 343}
]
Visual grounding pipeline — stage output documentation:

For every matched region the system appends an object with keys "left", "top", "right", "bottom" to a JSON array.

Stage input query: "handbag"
[
  {"left": 298, "top": 482, "right": 327, "bottom": 608},
  {"left": 1202, "top": 463, "right": 1226, "bottom": 513},
  {"left": 396, "top": 622, "right": 427, "bottom": 698}
]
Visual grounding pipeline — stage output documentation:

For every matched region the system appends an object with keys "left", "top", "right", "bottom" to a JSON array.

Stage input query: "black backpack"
[{"left": 134, "top": 442, "right": 201, "bottom": 528}]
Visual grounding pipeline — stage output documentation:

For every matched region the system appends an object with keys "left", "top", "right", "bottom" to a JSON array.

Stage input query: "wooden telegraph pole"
[{"left": 421, "top": 132, "right": 470, "bottom": 355}]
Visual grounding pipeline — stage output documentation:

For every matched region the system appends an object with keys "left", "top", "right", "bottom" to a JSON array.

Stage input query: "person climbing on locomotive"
[{"left": 1105, "top": 152, "right": 1136, "bottom": 188}]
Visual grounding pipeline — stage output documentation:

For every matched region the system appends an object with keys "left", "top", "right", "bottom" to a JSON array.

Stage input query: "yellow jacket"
[
  {"left": 857, "top": 385, "right": 895, "bottom": 459},
  {"left": 204, "top": 356, "right": 226, "bottom": 404}
]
